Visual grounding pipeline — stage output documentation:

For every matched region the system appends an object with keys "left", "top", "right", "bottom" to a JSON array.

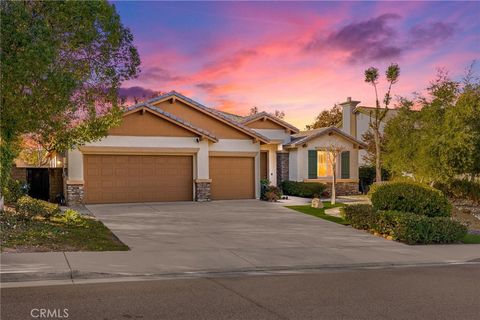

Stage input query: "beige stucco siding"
[
  {"left": 260, "top": 144, "right": 278, "bottom": 186},
  {"left": 251, "top": 129, "right": 291, "bottom": 145}
]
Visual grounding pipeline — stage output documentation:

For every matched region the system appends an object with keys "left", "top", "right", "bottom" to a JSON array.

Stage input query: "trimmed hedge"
[
  {"left": 369, "top": 182, "right": 451, "bottom": 217},
  {"left": 435, "top": 179, "right": 480, "bottom": 204},
  {"left": 342, "top": 204, "right": 375, "bottom": 230},
  {"left": 281, "top": 181, "right": 326, "bottom": 198},
  {"left": 16, "top": 196, "right": 61, "bottom": 219},
  {"left": 342, "top": 204, "right": 467, "bottom": 244}
]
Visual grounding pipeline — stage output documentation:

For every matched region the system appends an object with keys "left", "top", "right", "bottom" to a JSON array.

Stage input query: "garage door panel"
[
  {"left": 84, "top": 154, "right": 193, "bottom": 204},
  {"left": 209, "top": 156, "right": 255, "bottom": 200}
]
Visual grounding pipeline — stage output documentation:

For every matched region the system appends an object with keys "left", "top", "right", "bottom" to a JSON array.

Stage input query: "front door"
[{"left": 260, "top": 151, "right": 268, "bottom": 180}]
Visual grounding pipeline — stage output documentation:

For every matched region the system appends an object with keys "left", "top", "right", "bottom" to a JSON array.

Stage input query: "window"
[{"left": 317, "top": 151, "right": 333, "bottom": 177}]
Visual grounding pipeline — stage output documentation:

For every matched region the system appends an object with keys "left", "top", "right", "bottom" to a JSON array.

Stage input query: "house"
[
  {"left": 65, "top": 91, "right": 366, "bottom": 204},
  {"left": 337, "top": 97, "right": 399, "bottom": 166}
]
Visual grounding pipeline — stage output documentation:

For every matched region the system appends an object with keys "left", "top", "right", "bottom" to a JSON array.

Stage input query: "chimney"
[{"left": 339, "top": 97, "right": 360, "bottom": 137}]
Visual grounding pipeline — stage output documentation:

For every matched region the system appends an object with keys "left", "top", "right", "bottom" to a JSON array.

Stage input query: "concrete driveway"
[{"left": 65, "top": 199, "right": 449, "bottom": 276}]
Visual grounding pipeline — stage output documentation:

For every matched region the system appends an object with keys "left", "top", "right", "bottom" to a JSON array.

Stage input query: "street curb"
[{"left": 2, "top": 260, "right": 480, "bottom": 284}]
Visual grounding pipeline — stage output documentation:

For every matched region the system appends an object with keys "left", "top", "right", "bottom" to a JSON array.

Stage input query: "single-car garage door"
[
  {"left": 84, "top": 154, "right": 193, "bottom": 204},
  {"left": 209, "top": 156, "right": 255, "bottom": 200}
]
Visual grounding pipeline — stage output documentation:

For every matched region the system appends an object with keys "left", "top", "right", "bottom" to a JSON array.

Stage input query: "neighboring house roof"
[
  {"left": 128, "top": 91, "right": 270, "bottom": 143},
  {"left": 353, "top": 106, "right": 399, "bottom": 116},
  {"left": 284, "top": 126, "right": 367, "bottom": 149},
  {"left": 240, "top": 111, "right": 300, "bottom": 133},
  {"left": 124, "top": 103, "right": 219, "bottom": 142}
]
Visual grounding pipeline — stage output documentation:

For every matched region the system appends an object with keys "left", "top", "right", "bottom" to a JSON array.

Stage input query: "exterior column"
[
  {"left": 66, "top": 182, "right": 84, "bottom": 205},
  {"left": 276, "top": 151, "right": 289, "bottom": 186},
  {"left": 195, "top": 179, "right": 211, "bottom": 202}
]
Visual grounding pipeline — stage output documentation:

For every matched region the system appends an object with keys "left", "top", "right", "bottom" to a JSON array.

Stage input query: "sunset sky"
[{"left": 114, "top": 1, "right": 479, "bottom": 129}]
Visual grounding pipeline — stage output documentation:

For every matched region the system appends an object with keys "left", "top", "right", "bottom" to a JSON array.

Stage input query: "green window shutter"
[
  {"left": 341, "top": 151, "right": 350, "bottom": 179},
  {"left": 308, "top": 150, "right": 317, "bottom": 179}
]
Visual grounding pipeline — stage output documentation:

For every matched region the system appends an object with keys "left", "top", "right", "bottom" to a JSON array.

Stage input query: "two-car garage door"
[{"left": 83, "top": 154, "right": 193, "bottom": 204}]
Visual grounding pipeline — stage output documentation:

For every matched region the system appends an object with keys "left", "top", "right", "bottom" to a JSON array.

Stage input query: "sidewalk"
[{"left": 2, "top": 244, "right": 480, "bottom": 284}]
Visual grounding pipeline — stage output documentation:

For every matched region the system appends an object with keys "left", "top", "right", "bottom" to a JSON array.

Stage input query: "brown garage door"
[
  {"left": 209, "top": 156, "right": 255, "bottom": 200},
  {"left": 84, "top": 154, "right": 193, "bottom": 204}
]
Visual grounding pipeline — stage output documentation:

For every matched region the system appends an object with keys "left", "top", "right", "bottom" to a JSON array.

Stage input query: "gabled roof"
[
  {"left": 124, "top": 103, "right": 218, "bottom": 142},
  {"left": 128, "top": 91, "right": 270, "bottom": 143},
  {"left": 353, "top": 105, "right": 399, "bottom": 116},
  {"left": 284, "top": 126, "right": 367, "bottom": 149},
  {"left": 240, "top": 111, "right": 300, "bottom": 133}
]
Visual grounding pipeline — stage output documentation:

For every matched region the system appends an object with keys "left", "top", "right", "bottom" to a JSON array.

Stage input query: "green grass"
[
  {"left": 461, "top": 233, "right": 480, "bottom": 244},
  {"left": 286, "top": 202, "right": 349, "bottom": 225},
  {"left": 1, "top": 209, "right": 129, "bottom": 252}
]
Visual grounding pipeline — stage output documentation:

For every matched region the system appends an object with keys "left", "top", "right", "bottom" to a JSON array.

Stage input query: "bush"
[
  {"left": 260, "top": 179, "right": 282, "bottom": 202},
  {"left": 435, "top": 179, "right": 480, "bottom": 204},
  {"left": 380, "top": 211, "right": 467, "bottom": 244},
  {"left": 343, "top": 205, "right": 467, "bottom": 244},
  {"left": 3, "top": 179, "right": 28, "bottom": 204},
  {"left": 55, "top": 209, "right": 83, "bottom": 224},
  {"left": 16, "top": 196, "right": 61, "bottom": 219},
  {"left": 342, "top": 204, "right": 375, "bottom": 230},
  {"left": 281, "top": 181, "right": 326, "bottom": 198},
  {"left": 369, "top": 182, "right": 451, "bottom": 217}
]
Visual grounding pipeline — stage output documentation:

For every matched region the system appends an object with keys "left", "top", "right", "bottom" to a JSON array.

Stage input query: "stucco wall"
[
  {"left": 288, "top": 133, "right": 359, "bottom": 181},
  {"left": 288, "top": 149, "right": 298, "bottom": 181},
  {"left": 260, "top": 144, "right": 278, "bottom": 186},
  {"left": 251, "top": 129, "right": 291, "bottom": 144}
]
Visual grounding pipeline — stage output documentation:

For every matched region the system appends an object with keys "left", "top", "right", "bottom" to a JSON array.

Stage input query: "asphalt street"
[{"left": 2, "top": 264, "right": 480, "bottom": 320}]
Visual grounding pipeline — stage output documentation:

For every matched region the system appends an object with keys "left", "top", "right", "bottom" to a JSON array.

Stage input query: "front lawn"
[
  {"left": 1, "top": 208, "right": 129, "bottom": 252},
  {"left": 461, "top": 233, "right": 480, "bottom": 244},
  {"left": 286, "top": 202, "right": 348, "bottom": 225}
]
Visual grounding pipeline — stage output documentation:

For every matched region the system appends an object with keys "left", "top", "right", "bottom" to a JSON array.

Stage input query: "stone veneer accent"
[
  {"left": 195, "top": 181, "right": 211, "bottom": 202},
  {"left": 66, "top": 184, "right": 84, "bottom": 205},
  {"left": 276, "top": 152, "right": 289, "bottom": 186},
  {"left": 323, "top": 182, "right": 360, "bottom": 196}
]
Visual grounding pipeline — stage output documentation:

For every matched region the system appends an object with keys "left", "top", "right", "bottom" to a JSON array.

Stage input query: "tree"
[
  {"left": 248, "top": 106, "right": 286, "bottom": 119},
  {"left": 306, "top": 105, "right": 342, "bottom": 130},
  {"left": 318, "top": 143, "right": 345, "bottom": 204},
  {"left": 0, "top": 1, "right": 140, "bottom": 195},
  {"left": 383, "top": 67, "right": 480, "bottom": 183},
  {"left": 274, "top": 110, "right": 285, "bottom": 119},
  {"left": 248, "top": 106, "right": 259, "bottom": 115},
  {"left": 364, "top": 63, "right": 400, "bottom": 183},
  {"left": 361, "top": 129, "right": 387, "bottom": 166}
]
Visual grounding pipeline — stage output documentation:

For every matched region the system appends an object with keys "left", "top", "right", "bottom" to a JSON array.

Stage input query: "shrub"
[
  {"left": 16, "top": 196, "right": 61, "bottom": 219},
  {"left": 3, "top": 179, "right": 28, "bottom": 204},
  {"left": 380, "top": 211, "right": 467, "bottom": 244},
  {"left": 369, "top": 182, "right": 451, "bottom": 217},
  {"left": 342, "top": 204, "right": 376, "bottom": 230},
  {"left": 435, "top": 179, "right": 480, "bottom": 204},
  {"left": 281, "top": 181, "right": 326, "bottom": 198},
  {"left": 263, "top": 185, "right": 282, "bottom": 202},
  {"left": 343, "top": 205, "right": 467, "bottom": 244},
  {"left": 55, "top": 209, "right": 83, "bottom": 224}
]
